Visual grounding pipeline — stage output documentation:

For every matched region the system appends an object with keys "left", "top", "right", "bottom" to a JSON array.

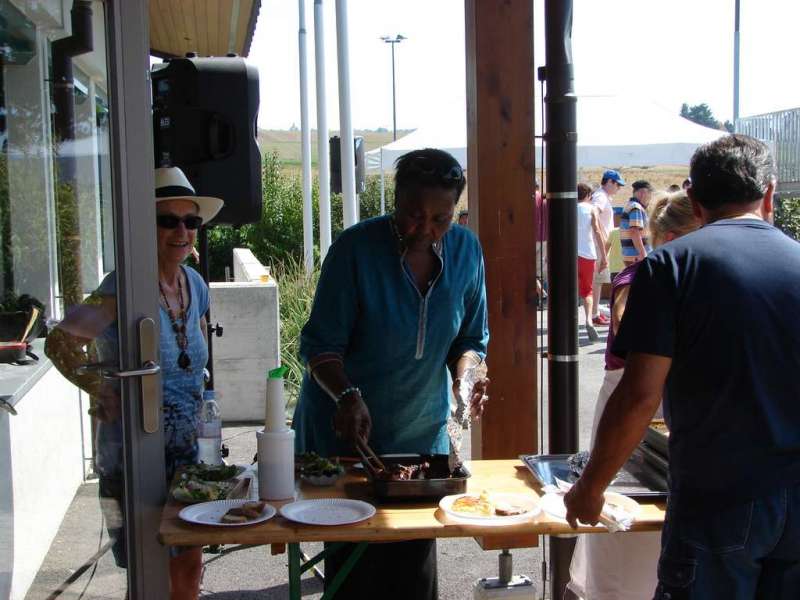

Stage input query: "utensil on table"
[{"left": 354, "top": 439, "right": 387, "bottom": 476}]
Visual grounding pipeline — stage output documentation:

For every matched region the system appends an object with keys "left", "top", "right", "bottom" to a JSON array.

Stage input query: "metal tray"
[
  {"left": 366, "top": 455, "right": 470, "bottom": 502},
  {"left": 638, "top": 441, "right": 669, "bottom": 476},
  {"left": 521, "top": 453, "right": 669, "bottom": 500},
  {"left": 644, "top": 424, "right": 670, "bottom": 458}
]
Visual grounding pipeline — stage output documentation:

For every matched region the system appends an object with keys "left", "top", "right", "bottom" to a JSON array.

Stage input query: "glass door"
[{"left": 0, "top": 1, "right": 169, "bottom": 598}]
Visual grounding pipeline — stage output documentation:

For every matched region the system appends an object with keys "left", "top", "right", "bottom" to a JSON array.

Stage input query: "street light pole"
[
  {"left": 390, "top": 41, "right": 397, "bottom": 140},
  {"left": 380, "top": 34, "right": 405, "bottom": 141},
  {"left": 733, "top": 0, "right": 741, "bottom": 123}
]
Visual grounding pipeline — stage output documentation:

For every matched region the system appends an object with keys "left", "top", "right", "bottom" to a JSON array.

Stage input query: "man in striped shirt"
[{"left": 620, "top": 180, "right": 653, "bottom": 264}]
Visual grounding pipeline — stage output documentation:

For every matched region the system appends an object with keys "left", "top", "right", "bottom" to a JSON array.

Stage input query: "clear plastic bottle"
[{"left": 197, "top": 390, "right": 223, "bottom": 465}]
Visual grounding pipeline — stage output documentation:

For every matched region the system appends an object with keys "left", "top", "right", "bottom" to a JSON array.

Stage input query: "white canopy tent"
[{"left": 366, "top": 94, "right": 727, "bottom": 172}]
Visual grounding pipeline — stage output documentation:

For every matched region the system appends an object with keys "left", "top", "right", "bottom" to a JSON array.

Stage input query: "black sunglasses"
[
  {"left": 156, "top": 214, "right": 203, "bottom": 230},
  {"left": 409, "top": 157, "right": 464, "bottom": 182}
]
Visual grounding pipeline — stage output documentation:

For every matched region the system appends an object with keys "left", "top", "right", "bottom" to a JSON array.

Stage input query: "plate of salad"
[
  {"left": 171, "top": 463, "right": 245, "bottom": 503},
  {"left": 297, "top": 452, "right": 345, "bottom": 486}
]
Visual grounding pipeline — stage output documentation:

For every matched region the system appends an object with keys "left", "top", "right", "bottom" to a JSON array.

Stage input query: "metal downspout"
[{"left": 544, "top": 0, "right": 579, "bottom": 597}]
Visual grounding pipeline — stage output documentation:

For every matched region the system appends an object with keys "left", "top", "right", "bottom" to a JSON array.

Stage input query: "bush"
[
  {"left": 775, "top": 196, "right": 800, "bottom": 241},
  {"left": 273, "top": 257, "right": 320, "bottom": 410}
]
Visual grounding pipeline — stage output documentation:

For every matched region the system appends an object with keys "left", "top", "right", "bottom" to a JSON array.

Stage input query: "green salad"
[
  {"left": 181, "top": 463, "right": 241, "bottom": 481},
  {"left": 172, "top": 479, "right": 233, "bottom": 503},
  {"left": 297, "top": 452, "right": 344, "bottom": 477}
]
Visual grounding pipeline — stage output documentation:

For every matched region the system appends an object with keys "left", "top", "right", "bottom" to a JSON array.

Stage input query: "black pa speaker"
[
  {"left": 329, "top": 135, "right": 366, "bottom": 195},
  {"left": 152, "top": 56, "right": 262, "bottom": 226},
  {"left": 354, "top": 137, "right": 365, "bottom": 194}
]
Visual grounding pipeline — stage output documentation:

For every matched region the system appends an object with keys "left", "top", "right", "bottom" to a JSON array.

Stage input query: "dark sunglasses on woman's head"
[
  {"left": 156, "top": 214, "right": 203, "bottom": 230},
  {"left": 409, "top": 157, "right": 464, "bottom": 182}
]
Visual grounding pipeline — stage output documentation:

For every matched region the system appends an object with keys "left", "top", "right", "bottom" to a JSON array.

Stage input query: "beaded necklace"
[{"left": 159, "top": 274, "right": 192, "bottom": 371}]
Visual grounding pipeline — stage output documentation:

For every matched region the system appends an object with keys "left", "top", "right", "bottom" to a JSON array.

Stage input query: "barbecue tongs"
[{"left": 354, "top": 438, "right": 386, "bottom": 476}]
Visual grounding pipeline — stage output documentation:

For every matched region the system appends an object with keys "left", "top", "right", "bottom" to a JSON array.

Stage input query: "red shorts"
[{"left": 578, "top": 257, "right": 596, "bottom": 298}]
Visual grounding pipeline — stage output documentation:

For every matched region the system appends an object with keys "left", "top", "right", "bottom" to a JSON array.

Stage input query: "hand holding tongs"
[{"left": 354, "top": 438, "right": 386, "bottom": 476}]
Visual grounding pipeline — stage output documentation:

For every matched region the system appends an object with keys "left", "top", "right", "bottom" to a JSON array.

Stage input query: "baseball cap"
[
  {"left": 602, "top": 170, "right": 625, "bottom": 186},
  {"left": 632, "top": 180, "right": 653, "bottom": 191}
]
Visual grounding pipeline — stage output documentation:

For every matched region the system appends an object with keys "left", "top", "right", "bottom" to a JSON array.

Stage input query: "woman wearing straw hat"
[{"left": 46, "top": 166, "right": 223, "bottom": 599}]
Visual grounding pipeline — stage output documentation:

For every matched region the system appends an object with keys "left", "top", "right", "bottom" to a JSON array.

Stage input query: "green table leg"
[
  {"left": 288, "top": 541, "right": 368, "bottom": 600},
  {"left": 320, "top": 542, "right": 368, "bottom": 600},
  {"left": 288, "top": 543, "right": 302, "bottom": 600}
]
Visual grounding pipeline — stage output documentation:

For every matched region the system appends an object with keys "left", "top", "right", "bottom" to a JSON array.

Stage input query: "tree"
[
  {"left": 680, "top": 102, "right": 734, "bottom": 132},
  {"left": 680, "top": 103, "right": 717, "bottom": 129}
]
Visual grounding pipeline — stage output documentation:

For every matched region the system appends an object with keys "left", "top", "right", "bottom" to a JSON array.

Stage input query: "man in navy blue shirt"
[{"left": 565, "top": 134, "right": 800, "bottom": 599}]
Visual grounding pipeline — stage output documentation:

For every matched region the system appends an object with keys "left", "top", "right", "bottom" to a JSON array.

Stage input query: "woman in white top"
[{"left": 576, "top": 183, "right": 607, "bottom": 341}]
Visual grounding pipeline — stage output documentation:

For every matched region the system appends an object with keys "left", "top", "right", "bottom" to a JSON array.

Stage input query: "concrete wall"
[
  {"left": 0, "top": 368, "right": 88, "bottom": 600},
  {"left": 232, "top": 248, "right": 271, "bottom": 283},
  {"left": 210, "top": 249, "right": 279, "bottom": 422}
]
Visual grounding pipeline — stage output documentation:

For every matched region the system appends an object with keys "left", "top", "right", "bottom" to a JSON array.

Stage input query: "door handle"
[
  {"left": 137, "top": 317, "right": 160, "bottom": 433},
  {"left": 103, "top": 360, "right": 160, "bottom": 378}
]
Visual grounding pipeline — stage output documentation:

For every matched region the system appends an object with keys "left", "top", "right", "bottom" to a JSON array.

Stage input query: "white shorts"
[{"left": 535, "top": 242, "right": 548, "bottom": 281}]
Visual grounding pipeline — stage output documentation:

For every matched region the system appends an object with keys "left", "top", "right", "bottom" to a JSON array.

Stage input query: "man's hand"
[
  {"left": 564, "top": 476, "right": 605, "bottom": 529},
  {"left": 333, "top": 392, "right": 372, "bottom": 444}
]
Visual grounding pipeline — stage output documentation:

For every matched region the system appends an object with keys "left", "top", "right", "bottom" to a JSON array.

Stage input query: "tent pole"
[
  {"left": 380, "top": 148, "right": 385, "bottom": 215},
  {"left": 335, "top": 0, "right": 358, "bottom": 228},
  {"left": 314, "top": 0, "right": 332, "bottom": 259},
  {"left": 544, "top": 0, "right": 579, "bottom": 597},
  {"left": 298, "top": 0, "right": 314, "bottom": 273}
]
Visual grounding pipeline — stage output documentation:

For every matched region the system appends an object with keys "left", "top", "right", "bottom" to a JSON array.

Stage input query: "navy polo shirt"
[{"left": 613, "top": 218, "right": 800, "bottom": 512}]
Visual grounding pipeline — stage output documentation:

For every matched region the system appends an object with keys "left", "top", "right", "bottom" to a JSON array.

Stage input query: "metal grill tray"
[
  {"left": 644, "top": 424, "right": 670, "bottom": 458},
  {"left": 521, "top": 453, "right": 669, "bottom": 500},
  {"left": 365, "top": 454, "right": 470, "bottom": 502}
]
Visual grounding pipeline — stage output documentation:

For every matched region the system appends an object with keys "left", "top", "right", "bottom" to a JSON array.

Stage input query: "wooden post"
[{"left": 465, "top": 0, "right": 537, "bottom": 459}]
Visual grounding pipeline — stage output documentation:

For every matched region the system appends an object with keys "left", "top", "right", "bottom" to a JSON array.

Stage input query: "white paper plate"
[
  {"left": 439, "top": 493, "right": 541, "bottom": 526},
  {"left": 279, "top": 498, "right": 376, "bottom": 526},
  {"left": 539, "top": 491, "right": 641, "bottom": 523},
  {"left": 178, "top": 499, "right": 276, "bottom": 527}
]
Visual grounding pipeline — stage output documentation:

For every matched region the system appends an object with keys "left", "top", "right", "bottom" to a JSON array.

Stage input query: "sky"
[{"left": 248, "top": 0, "right": 800, "bottom": 131}]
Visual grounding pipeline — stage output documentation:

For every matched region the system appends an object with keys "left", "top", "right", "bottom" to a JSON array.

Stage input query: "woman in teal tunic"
[{"left": 293, "top": 148, "right": 490, "bottom": 599}]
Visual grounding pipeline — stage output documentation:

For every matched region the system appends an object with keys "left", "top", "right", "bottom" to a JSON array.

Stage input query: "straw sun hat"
[{"left": 154, "top": 166, "right": 224, "bottom": 224}]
